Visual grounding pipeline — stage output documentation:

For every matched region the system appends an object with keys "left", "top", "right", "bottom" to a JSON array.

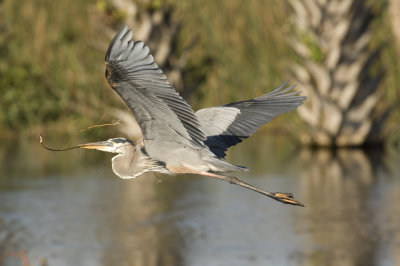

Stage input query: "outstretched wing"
[
  {"left": 196, "top": 81, "right": 306, "bottom": 158},
  {"left": 105, "top": 25, "right": 206, "bottom": 148}
]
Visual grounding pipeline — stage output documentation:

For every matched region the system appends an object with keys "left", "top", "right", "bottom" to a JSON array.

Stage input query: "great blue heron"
[{"left": 79, "top": 25, "right": 306, "bottom": 206}]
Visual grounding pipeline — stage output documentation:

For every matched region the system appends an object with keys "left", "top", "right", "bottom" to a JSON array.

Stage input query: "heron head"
[{"left": 79, "top": 138, "right": 135, "bottom": 154}]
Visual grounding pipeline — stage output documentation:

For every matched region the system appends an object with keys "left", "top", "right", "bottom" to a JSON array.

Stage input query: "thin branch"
[
  {"left": 39, "top": 134, "right": 81, "bottom": 151},
  {"left": 61, "top": 116, "right": 119, "bottom": 149},
  {"left": 39, "top": 120, "right": 120, "bottom": 152}
]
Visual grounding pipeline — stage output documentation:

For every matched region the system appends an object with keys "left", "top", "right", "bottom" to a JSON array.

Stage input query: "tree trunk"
[
  {"left": 388, "top": 0, "right": 400, "bottom": 57},
  {"left": 92, "top": 0, "right": 187, "bottom": 93},
  {"left": 289, "top": 0, "right": 389, "bottom": 147},
  {"left": 92, "top": 0, "right": 190, "bottom": 138}
]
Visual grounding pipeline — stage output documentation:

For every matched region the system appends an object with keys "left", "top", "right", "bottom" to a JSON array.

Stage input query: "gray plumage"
[
  {"left": 79, "top": 25, "right": 307, "bottom": 206},
  {"left": 105, "top": 25, "right": 207, "bottom": 149},
  {"left": 103, "top": 24, "right": 306, "bottom": 173},
  {"left": 105, "top": 25, "right": 305, "bottom": 164},
  {"left": 196, "top": 81, "right": 306, "bottom": 158}
]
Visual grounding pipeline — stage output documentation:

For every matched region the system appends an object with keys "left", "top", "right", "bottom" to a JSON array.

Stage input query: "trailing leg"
[{"left": 198, "top": 171, "right": 305, "bottom": 207}]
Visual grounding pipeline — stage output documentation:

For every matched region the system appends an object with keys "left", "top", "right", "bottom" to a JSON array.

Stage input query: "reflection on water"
[
  {"left": 297, "top": 148, "right": 400, "bottom": 266},
  {"left": 0, "top": 136, "right": 399, "bottom": 266}
]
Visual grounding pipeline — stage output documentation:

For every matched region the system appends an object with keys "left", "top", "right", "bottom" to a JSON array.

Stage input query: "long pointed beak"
[{"left": 79, "top": 141, "right": 113, "bottom": 151}]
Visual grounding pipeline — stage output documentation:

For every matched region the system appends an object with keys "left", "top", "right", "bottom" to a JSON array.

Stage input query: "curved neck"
[{"left": 111, "top": 145, "right": 159, "bottom": 179}]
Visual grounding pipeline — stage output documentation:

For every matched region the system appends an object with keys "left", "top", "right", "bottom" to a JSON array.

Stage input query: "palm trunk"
[
  {"left": 288, "top": 0, "right": 389, "bottom": 147},
  {"left": 94, "top": 0, "right": 187, "bottom": 92}
]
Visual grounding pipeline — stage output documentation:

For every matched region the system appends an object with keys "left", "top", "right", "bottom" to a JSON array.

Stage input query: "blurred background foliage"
[
  {"left": 0, "top": 0, "right": 109, "bottom": 138},
  {"left": 0, "top": 0, "right": 399, "bottom": 145}
]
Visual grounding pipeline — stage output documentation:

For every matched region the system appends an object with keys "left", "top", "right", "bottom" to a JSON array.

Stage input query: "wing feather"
[
  {"left": 105, "top": 25, "right": 206, "bottom": 148},
  {"left": 196, "top": 81, "right": 306, "bottom": 158}
]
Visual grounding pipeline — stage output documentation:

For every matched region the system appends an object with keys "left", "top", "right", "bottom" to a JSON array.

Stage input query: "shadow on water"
[{"left": 0, "top": 136, "right": 400, "bottom": 265}]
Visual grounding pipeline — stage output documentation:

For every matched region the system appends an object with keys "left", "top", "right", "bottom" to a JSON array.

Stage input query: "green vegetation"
[
  {"left": 0, "top": 0, "right": 111, "bottom": 137},
  {"left": 172, "top": 0, "right": 294, "bottom": 107},
  {"left": 0, "top": 0, "right": 399, "bottom": 141}
]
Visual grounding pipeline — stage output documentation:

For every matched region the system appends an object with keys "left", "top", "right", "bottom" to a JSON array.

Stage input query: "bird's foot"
[{"left": 272, "top": 192, "right": 305, "bottom": 207}]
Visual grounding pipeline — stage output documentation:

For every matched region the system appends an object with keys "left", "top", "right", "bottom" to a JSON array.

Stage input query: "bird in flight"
[{"left": 79, "top": 25, "right": 306, "bottom": 206}]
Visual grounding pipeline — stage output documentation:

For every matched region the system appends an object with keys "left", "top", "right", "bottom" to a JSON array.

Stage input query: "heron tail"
[{"left": 203, "top": 157, "right": 248, "bottom": 173}]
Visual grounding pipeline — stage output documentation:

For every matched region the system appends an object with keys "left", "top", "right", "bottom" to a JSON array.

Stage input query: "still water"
[{"left": 0, "top": 135, "right": 399, "bottom": 266}]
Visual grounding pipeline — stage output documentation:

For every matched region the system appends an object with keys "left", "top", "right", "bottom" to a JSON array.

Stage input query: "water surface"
[{"left": 0, "top": 136, "right": 399, "bottom": 266}]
